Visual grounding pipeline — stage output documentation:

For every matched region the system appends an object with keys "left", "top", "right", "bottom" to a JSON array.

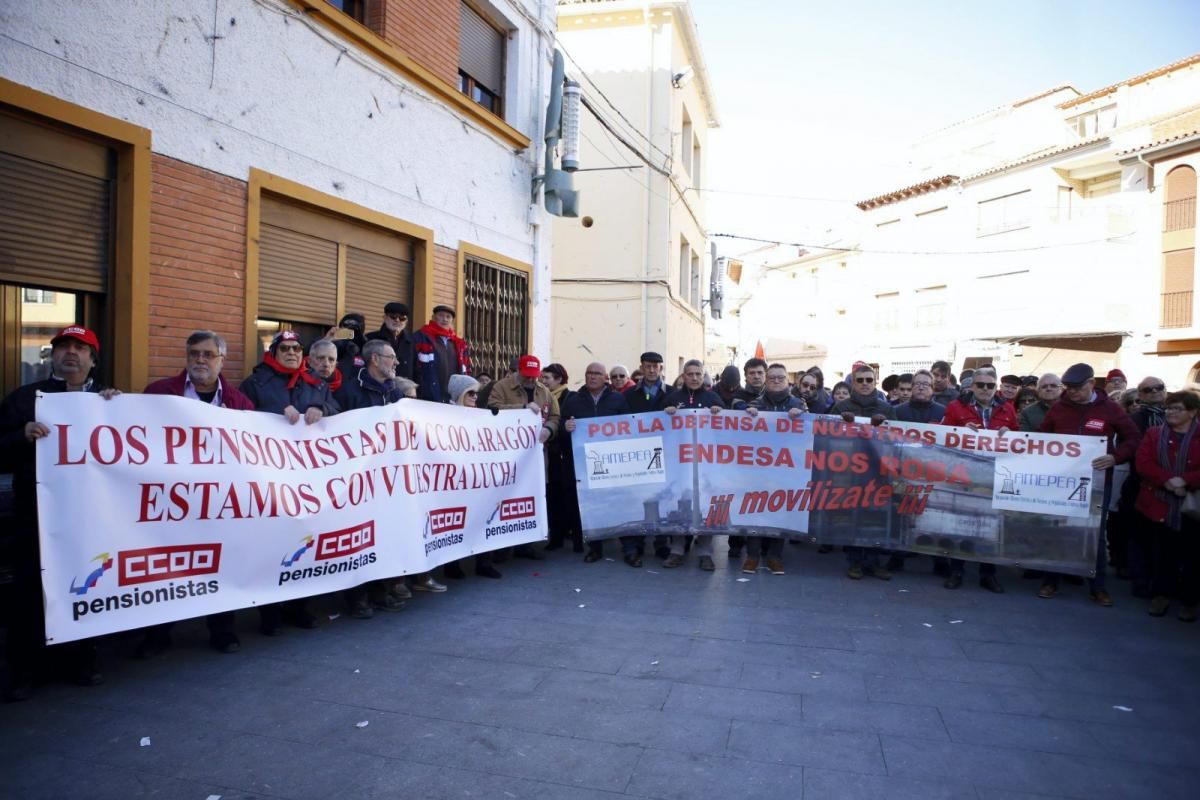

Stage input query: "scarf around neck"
[
  {"left": 1157, "top": 420, "right": 1197, "bottom": 531},
  {"left": 264, "top": 352, "right": 323, "bottom": 390},
  {"left": 419, "top": 321, "right": 472, "bottom": 374}
]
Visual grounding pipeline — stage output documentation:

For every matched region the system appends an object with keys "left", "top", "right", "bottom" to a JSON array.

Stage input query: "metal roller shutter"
[
  {"left": 344, "top": 246, "right": 413, "bottom": 320},
  {"left": 258, "top": 224, "right": 338, "bottom": 325},
  {"left": 0, "top": 150, "right": 111, "bottom": 294},
  {"left": 459, "top": 2, "right": 504, "bottom": 92}
]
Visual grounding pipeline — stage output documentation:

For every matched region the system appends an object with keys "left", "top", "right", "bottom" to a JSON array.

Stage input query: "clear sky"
[{"left": 686, "top": 0, "right": 1200, "bottom": 252}]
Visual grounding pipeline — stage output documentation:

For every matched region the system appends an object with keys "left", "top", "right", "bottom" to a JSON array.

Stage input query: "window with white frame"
[
  {"left": 977, "top": 190, "right": 1031, "bottom": 236},
  {"left": 1065, "top": 104, "right": 1117, "bottom": 137}
]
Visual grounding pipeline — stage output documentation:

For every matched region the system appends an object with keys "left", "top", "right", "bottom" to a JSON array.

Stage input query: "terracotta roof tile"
[
  {"left": 855, "top": 175, "right": 958, "bottom": 211},
  {"left": 1058, "top": 53, "right": 1200, "bottom": 110},
  {"left": 1116, "top": 129, "right": 1200, "bottom": 157}
]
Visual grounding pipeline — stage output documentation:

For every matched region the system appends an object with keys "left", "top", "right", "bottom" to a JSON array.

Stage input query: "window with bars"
[
  {"left": 462, "top": 256, "right": 528, "bottom": 379},
  {"left": 459, "top": 2, "right": 505, "bottom": 116}
]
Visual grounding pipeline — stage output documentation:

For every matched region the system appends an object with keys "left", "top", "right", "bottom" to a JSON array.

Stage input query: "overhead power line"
[{"left": 710, "top": 231, "right": 1137, "bottom": 257}]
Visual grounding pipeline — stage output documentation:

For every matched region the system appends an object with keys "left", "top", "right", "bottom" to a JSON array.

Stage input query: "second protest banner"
[{"left": 571, "top": 410, "right": 1107, "bottom": 575}]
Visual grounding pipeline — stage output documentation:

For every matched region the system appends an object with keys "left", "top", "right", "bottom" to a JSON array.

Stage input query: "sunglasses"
[
  {"left": 1139, "top": 385, "right": 1165, "bottom": 393},
  {"left": 465, "top": 390, "right": 478, "bottom": 397},
  {"left": 854, "top": 377, "right": 874, "bottom": 384},
  {"left": 973, "top": 382, "right": 996, "bottom": 389},
  {"left": 610, "top": 373, "right": 626, "bottom": 379},
  {"left": 276, "top": 344, "right": 303, "bottom": 354}
]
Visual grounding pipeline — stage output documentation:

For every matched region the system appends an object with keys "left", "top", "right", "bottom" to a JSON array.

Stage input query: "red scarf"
[
  {"left": 325, "top": 366, "right": 343, "bottom": 393},
  {"left": 264, "top": 352, "right": 323, "bottom": 390},
  {"left": 420, "top": 321, "right": 472, "bottom": 374}
]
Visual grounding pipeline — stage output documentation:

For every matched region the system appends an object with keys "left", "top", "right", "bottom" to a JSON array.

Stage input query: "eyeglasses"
[
  {"left": 187, "top": 349, "right": 223, "bottom": 361},
  {"left": 1139, "top": 385, "right": 1165, "bottom": 393},
  {"left": 385, "top": 314, "right": 407, "bottom": 321},
  {"left": 276, "top": 344, "right": 303, "bottom": 354},
  {"left": 465, "top": 390, "right": 478, "bottom": 397},
  {"left": 911, "top": 381, "right": 932, "bottom": 388},
  {"left": 854, "top": 377, "right": 874, "bottom": 384},
  {"left": 375, "top": 353, "right": 397, "bottom": 362},
  {"left": 609, "top": 373, "right": 626, "bottom": 379},
  {"left": 973, "top": 382, "right": 996, "bottom": 389}
]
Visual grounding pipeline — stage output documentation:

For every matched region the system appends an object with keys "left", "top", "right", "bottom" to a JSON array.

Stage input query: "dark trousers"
[
  {"left": 1147, "top": 517, "right": 1200, "bottom": 605},
  {"left": 728, "top": 535, "right": 745, "bottom": 553},
  {"left": 949, "top": 559, "right": 996, "bottom": 577},
  {"left": 1041, "top": 530, "right": 1108, "bottom": 592},
  {"left": 1106, "top": 510, "right": 1129, "bottom": 569},
  {"left": 747, "top": 536, "right": 783, "bottom": 559},
  {"left": 1127, "top": 520, "right": 1153, "bottom": 594},
  {"left": 587, "top": 536, "right": 642, "bottom": 556},
  {"left": 845, "top": 546, "right": 882, "bottom": 568}
]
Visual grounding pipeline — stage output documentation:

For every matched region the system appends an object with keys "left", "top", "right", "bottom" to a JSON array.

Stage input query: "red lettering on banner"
[
  {"left": 586, "top": 420, "right": 632, "bottom": 438},
  {"left": 118, "top": 543, "right": 222, "bottom": 585},
  {"left": 679, "top": 444, "right": 795, "bottom": 468}
]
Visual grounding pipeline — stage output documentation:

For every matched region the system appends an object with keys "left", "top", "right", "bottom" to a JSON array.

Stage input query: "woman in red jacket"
[{"left": 1134, "top": 390, "right": 1200, "bottom": 621}]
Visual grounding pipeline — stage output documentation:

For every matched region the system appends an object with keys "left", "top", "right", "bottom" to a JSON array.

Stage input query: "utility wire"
[
  {"left": 710, "top": 231, "right": 1137, "bottom": 257},
  {"left": 557, "top": 40, "right": 674, "bottom": 165}
]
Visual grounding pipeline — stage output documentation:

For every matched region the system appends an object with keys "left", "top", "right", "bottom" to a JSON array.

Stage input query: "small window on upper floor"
[
  {"left": 459, "top": 1, "right": 505, "bottom": 116},
  {"left": 1065, "top": 104, "right": 1117, "bottom": 138},
  {"left": 325, "top": 0, "right": 367, "bottom": 24}
]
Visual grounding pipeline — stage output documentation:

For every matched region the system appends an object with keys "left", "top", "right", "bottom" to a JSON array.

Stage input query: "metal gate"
[{"left": 463, "top": 257, "right": 528, "bottom": 380}]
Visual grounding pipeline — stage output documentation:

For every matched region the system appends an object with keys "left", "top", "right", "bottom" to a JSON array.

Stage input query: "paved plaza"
[{"left": 3, "top": 542, "right": 1200, "bottom": 800}]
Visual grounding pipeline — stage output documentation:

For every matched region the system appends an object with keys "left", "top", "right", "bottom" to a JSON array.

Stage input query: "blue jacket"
[
  {"left": 894, "top": 400, "right": 946, "bottom": 424},
  {"left": 562, "top": 385, "right": 631, "bottom": 420},
  {"left": 335, "top": 368, "right": 405, "bottom": 411}
]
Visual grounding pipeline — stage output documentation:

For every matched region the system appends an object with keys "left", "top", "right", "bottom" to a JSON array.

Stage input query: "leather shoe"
[
  {"left": 583, "top": 550, "right": 602, "bottom": 563},
  {"left": 1089, "top": 590, "right": 1114, "bottom": 607},
  {"left": 943, "top": 574, "right": 963, "bottom": 590},
  {"left": 623, "top": 553, "right": 642, "bottom": 568},
  {"left": 662, "top": 554, "right": 684, "bottom": 568},
  {"left": 1037, "top": 583, "right": 1056, "bottom": 599},
  {"left": 979, "top": 575, "right": 1005, "bottom": 594}
]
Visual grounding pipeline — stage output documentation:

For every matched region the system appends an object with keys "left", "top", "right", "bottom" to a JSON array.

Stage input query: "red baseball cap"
[
  {"left": 51, "top": 325, "right": 100, "bottom": 354},
  {"left": 518, "top": 355, "right": 541, "bottom": 377},
  {"left": 270, "top": 330, "right": 302, "bottom": 350},
  {"left": 1106, "top": 369, "right": 1126, "bottom": 381}
]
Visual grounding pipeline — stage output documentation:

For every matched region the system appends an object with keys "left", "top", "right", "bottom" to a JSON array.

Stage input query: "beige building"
[
  {"left": 551, "top": 0, "right": 718, "bottom": 381},
  {"left": 728, "top": 53, "right": 1200, "bottom": 387}
]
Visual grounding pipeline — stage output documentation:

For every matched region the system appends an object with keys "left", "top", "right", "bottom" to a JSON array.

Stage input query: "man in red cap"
[
  {"left": 1105, "top": 369, "right": 1128, "bottom": 394},
  {"left": 0, "top": 325, "right": 120, "bottom": 701},
  {"left": 487, "top": 354, "right": 558, "bottom": 560}
]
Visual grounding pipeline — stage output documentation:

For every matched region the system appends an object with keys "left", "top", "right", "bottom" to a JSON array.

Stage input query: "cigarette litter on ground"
[
  {"left": 897, "top": 589, "right": 910, "bottom": 593},
  {"left": 139, "top": 737, "right": 151, "bottom": 747},
  {"left": 646, "top": 570, "right": 659, "bottom": 574},
  {"left": 650, "top": 660, "right": 660, "bottom": 666},
  {"left": 922, "top": 623, "right": 933, "bottom": 628},
  {"left": 605, "top": 558, "right": 615, "bottom": 562},
  {"left": 206, "top": 796, "right": 222, "bottom": 800},
  {"left": 327, "top": 614, "right": 340, "bottom": 621},
  {"left": 949, "top": 620, "right": 963, "bottom": 624},
  {"left": 1113, "top": 705, "right": 1133, "bottom": 712},
  {"left": 578, "top": 604, "right": 586, "bottom": 608},
  {"left": 736, "top": 578, "right": 751, "bottom": 582},
  {"left": 355, "top": 720, "right": 370, "bottom": 728},
  {"left": 574, "top": 588, "right": 581, "bottom": 593}
]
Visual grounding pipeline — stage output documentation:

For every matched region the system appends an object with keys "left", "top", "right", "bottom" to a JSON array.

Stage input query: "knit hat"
[{"left": 448, "top": 374, "right": 480, "bottom": 405}]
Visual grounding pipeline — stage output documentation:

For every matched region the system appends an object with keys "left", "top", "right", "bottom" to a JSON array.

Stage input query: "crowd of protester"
[{"left": 2, "top": 305, "right": 1197, "bottom": 703}]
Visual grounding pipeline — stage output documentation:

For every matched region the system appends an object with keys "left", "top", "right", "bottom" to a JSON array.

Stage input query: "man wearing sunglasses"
[
  {"left": 940, "top": 366, "right": 1015, "bottom": 592},
  {"left": 1037, "top": 363, "right": 1140, "bottom": 606}
]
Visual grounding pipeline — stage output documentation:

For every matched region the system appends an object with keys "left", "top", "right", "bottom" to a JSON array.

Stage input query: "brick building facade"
[{"left": 0, "top": 0, "right": 554, "bottom": 394}]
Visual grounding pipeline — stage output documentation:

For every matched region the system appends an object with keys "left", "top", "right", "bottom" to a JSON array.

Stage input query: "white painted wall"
[{"left": 0, "top": 0, "right": 556, "bottom": 352}]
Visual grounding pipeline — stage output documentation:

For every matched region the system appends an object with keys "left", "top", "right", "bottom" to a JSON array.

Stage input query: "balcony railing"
[
  {"left": 1165, "top": 197, "right": 1197, "bottom": 233},
  {"left": 1161, "top": 290, "right": 1193, "bottom": 328}
]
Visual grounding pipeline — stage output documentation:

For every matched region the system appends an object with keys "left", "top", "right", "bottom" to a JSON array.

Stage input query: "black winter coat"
[
  {"left": 624, "top": 381, "right": 671, "bottom": 413},
  {"left": 663, "top": 387, "right": 725, "bottom": 410},
  {"left": 364, "top": 326, "right": 416, "bottom": 381},
  {"left": 894, "top": 400, "right": 946, "bottom": 424},
  {"left": 240, "top": 363, "right": 338, "bottom": 416}
]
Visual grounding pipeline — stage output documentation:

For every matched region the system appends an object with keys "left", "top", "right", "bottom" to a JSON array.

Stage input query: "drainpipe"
[{"left": 642, "top": 1, "right": 654, "bottom": 358}]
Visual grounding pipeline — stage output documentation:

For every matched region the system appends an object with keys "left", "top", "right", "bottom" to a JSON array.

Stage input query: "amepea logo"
[
  {"left": 118, "top": 544, "right": 222, "bottom": 586},
  {"left": 282, "top": 536, "right": 315, "bottom": 567},
  {"left": 69, "top": 552, "right": 114, "bottom": 596}
]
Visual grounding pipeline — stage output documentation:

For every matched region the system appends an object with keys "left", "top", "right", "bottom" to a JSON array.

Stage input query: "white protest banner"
[
  {"left": 36, "top": 393, "right": 546, "bottom": 643},
  {"left": 572, "top": 411, "right": 1108, "bottom": 575}
]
